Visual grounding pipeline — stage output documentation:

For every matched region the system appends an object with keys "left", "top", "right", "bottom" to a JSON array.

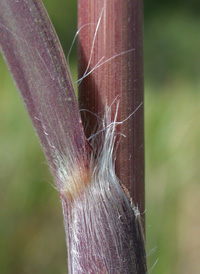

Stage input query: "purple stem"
[{"left": 78, "top": 0, "right": 145, "bottom": 223}]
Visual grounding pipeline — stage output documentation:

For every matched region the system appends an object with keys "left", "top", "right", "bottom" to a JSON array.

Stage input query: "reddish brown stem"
[{"left": 78, "top": 0, "right": 145, "bottom": 228}]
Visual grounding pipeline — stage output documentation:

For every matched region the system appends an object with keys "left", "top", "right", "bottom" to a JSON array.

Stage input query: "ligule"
[{"left": 62, "top": 103, "right": 147, "bottom": 273}]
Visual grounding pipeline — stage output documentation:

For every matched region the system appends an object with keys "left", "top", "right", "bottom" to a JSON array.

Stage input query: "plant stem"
[
  {"left": 78, "top": 0, "right": 145, "bottom": 228},
  {"left": 0, "top": 1, "right": 146, "bottom": 272}
]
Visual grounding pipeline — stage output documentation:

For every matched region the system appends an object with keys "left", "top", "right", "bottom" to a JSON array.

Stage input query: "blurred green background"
[{"left": 0, "top": 0, "right": 199, "bottom": 273}]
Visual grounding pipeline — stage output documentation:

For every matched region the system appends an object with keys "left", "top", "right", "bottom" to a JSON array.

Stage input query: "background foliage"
[{"left": 0, "top": 0, "right": 199, "bottom": 273}]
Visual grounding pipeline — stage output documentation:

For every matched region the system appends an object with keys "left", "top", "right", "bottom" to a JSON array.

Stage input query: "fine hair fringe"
[{"left": 52, "top": 101, "right": 147, "bottom": 274}]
